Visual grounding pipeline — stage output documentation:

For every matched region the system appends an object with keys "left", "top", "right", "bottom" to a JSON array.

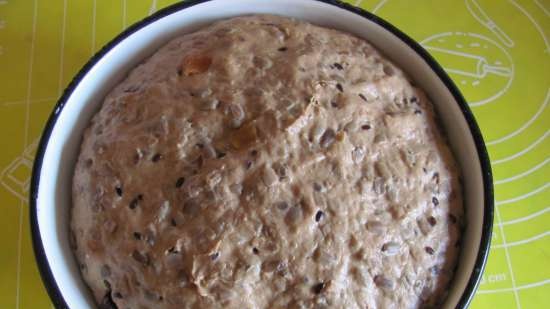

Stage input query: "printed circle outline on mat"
[
  {"left": 496, "top": 183, "right": 550, "bottom": 206},
  {"left": 421, "top": 32, "right": 514, "bottom": 107},
  {"left": 491, "top": 231, "right": 550, "bottom": 249},
  {"left": 491, "top": 130, "right": 549, "bottom": 164},
  {"left": 485, "top": 88, "right": 549, "bottom": 146}
]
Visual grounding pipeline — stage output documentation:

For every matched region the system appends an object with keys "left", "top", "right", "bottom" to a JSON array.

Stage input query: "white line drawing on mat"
[
  {"left": 466, "top": 0, "right": 515, "bottom": 47},
  {"left": 478, "top": 279, "right": 550, "bottom": 294},
  {"left": 1, "top": 97, "right": 56, "bottom": 106},
  {"left": 535, "top": 0, "right": 550, "bottom": 17},
  {"left": 372, "top": 0, "right": 388, "bottom": 13},
  {"left": 0, "top": 12, "right": 4, "bottom": 57},
  {"left": 494, "top": 206, "right": 521, "bottom": 308},
  {"left": 0, "top": 140, "right": 37, "bottom": 202},
  {"left": 16, "top": 1, "right": 37, "bottom": 306},
  {"left": 492, "top": 231, "right": 550, "bottom": 249},
  {"left": 375, "top": 0, "right": 550, "bottom": 136},
  {"left": 58, "top": 0, "right": 67, "bottom": 95},
  {"left": 492, "top": 130, "right": 549, "bottom": 165},
  {"left": 421, "top": 32, "right": 514, "bottom": 107},
  {"left": 499, "top": 207, "right": 550, "bottom": 226},
  {"left": 487, "top": 88, "right": 549, "bottom": 145},
  {"left": 15, "top": 0, "right": 38, "bottom": 306},
  {"left": 494, "top": 157, "right": 549, "bottom": 185},
  {"left": 122, "top": 0, "right": 127, "bottom": 29},
  {"left": 496, "top": 183, "right": 550, "bottom": 205},
  {"left": 510, "top": 0, "right": 550, "bottom": 53},
  {"left": 91, "top": 0, "right": 97, "bottom": 54},
  {"left": 149, "top": 0, "right": 157, "bottom": 16},
  {"left": 424, "top": 46, "right": 512, "bottom": 79}
]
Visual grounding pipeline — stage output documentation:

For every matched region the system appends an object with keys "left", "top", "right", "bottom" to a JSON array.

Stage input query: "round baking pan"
[{"left": 30, "top": 0, "right": 493, "bottom": 308}]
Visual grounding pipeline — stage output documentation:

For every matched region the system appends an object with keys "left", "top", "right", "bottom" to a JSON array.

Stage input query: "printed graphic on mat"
[
  {"left": 1, "top": 140, "right": 38, "bottom": 203},
  {"left": 422, "top": 32, "right": 514, "bottom": 107}
]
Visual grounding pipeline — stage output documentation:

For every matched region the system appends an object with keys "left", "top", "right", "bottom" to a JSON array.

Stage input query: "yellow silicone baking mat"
[{"left": 0, "top": 0, "right": 548, "bottom": 308}]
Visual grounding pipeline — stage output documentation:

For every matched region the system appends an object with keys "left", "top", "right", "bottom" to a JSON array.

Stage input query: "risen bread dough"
[{"left": 71, "top": 15, "right": 463, "bottom": 309}]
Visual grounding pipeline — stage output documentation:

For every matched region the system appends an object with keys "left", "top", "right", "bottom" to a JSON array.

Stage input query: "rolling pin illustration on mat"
[{"left": 425, "top": 46, "right": 512, "bottom": 79}]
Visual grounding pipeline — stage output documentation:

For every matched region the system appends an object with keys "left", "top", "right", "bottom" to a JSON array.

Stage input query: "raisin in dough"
[{"left": 72, "top": 15, "right": 463, "bottom": 309}]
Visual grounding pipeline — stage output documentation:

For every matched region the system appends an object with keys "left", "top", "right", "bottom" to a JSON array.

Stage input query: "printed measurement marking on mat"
[{"left": 480, "top": 273, "right": 508, "bottom": 285}]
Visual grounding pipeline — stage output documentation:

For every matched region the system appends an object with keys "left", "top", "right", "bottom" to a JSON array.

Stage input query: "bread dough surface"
[{"left": 71, "top": 15, "right": 463, "bottom": 309}]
